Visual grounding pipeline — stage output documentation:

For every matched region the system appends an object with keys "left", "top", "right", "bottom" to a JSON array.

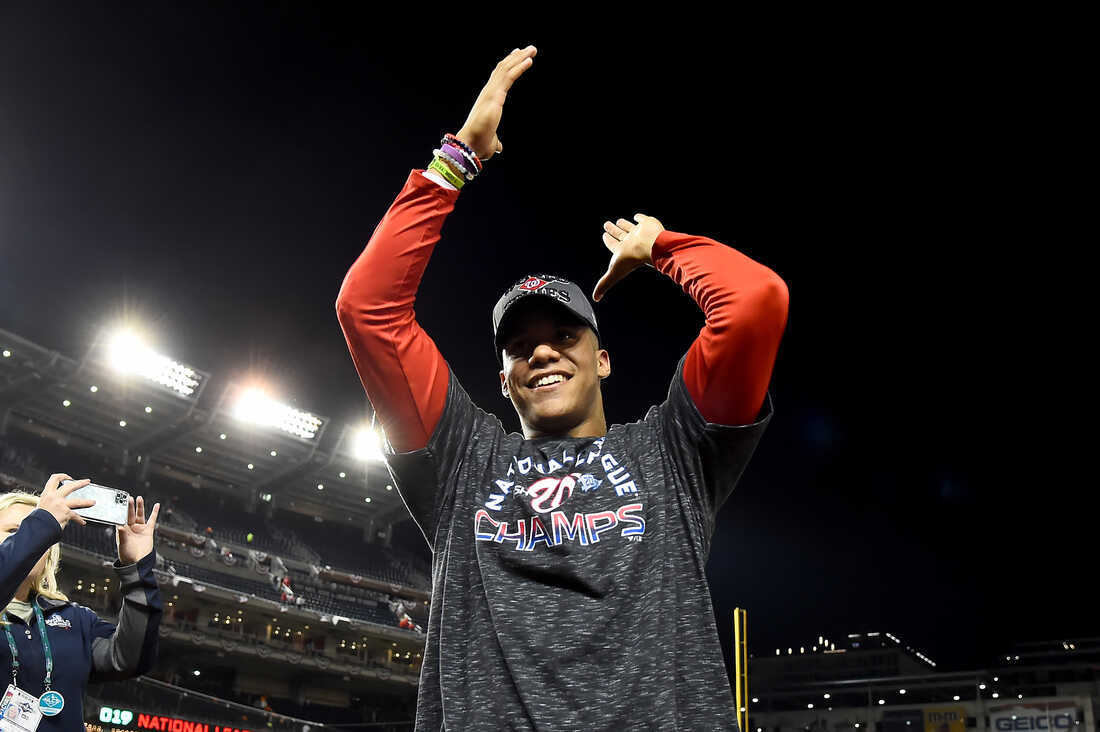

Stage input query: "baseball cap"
[{"left": 492, "top": 274, "right": 599, "bottom": 361}]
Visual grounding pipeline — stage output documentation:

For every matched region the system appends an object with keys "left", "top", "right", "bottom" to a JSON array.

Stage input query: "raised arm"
[
  {"left": 89, "top": 494, "right": 163, "bottom": 681},
  {"left": 335, "top": 46, "right": 537, "bottom": 452},
  {"left": 595, "top": 215, "right": 788, "bottom": 426}
]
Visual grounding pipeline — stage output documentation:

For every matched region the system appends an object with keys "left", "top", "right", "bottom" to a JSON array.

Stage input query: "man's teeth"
[{"left": 535, "top": 374, "right": 566, "bottom": 387}]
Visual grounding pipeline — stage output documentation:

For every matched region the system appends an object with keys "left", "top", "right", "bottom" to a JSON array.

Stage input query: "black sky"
[{"left": 0, "top": 4, "right": 1084, "bottom": 675}]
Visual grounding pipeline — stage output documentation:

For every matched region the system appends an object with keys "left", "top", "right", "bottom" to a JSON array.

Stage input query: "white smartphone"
[{"left": 61, "top": 481, "right": 131, "bottom": 526}]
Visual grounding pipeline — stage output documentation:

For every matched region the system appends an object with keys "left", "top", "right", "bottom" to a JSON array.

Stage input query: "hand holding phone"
[
  {"left": 37, "top": 474, "right": 97, "bottom": 529},
  {"left": 59, "top": 480, "right": 131, "bottom": 526}
]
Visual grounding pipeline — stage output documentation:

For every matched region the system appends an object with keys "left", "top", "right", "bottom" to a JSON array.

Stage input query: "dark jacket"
[{"left": 1, "top": 508, "right": 162, "bottom": 730}]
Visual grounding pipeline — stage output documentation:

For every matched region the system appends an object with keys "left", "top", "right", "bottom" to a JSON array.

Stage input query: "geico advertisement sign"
[{"left": 989, "top": 703, "right": 1078, "bottom": 731}]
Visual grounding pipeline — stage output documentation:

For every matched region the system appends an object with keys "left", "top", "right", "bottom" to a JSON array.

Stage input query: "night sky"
[{"left": 1, "top": 5, "right": 1082, "bottom": 676}]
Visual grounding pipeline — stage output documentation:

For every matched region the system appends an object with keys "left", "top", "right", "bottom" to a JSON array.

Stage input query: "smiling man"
[
  {"left": 493, "top": 278, "right": 610, "bottom": 438},
  {"left": 336, "top": 46, "right": 789, "bottom": 731}
]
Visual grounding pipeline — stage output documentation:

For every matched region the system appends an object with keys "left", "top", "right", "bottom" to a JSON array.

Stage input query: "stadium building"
[{"left": 748, "top": 632, "right": 1099, "bottom": 732}]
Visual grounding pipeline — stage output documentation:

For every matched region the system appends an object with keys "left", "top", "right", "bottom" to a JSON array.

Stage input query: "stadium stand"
[{"left": 1, "top": 328, "right": 429, "bottom": 728}]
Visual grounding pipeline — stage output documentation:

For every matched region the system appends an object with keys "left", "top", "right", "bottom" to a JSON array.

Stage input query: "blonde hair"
[{"left": 0, "top": 491, "right": 68, "bottom": 603}]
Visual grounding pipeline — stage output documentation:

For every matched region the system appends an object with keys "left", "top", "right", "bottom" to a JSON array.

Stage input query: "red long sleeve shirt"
[{"left": 336, "top": 169, "right": 788, "bottom": 452}]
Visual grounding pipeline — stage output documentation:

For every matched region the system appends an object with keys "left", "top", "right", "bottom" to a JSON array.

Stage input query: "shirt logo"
[
  {"left": 578, "top": 474, "right": 602, "bottom": 492},
  {"left": 474, "top": 441, "right": 647, "bottom": 552},
  {"left": 525, "top": 473, "right": 581, "bottom": 513},
  {"left": 45, "top": 615, "right": 71, "bottom": 629}
]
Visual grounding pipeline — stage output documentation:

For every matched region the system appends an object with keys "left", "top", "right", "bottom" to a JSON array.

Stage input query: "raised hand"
[
  {"left": 116, "top": 496, "right": 160, "bottom": 565},
  {"left": 454, "top": 46, "right": 537, "bottom": 161},
  {"left": 593, "top": 214, "right": 666, "bottom": 302},
  {"left": 38, "top": 474, "right": 96, "bottom": 528}
]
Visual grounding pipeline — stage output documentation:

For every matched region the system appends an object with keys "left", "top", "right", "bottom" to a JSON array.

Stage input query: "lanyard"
[{"left": 2, "top": 604, "right": 54, "bottom": 691}]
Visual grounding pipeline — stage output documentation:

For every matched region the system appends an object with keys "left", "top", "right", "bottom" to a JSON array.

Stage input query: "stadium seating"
[{"left": 4, "top": 435, "right": 429, "bottom": 637}]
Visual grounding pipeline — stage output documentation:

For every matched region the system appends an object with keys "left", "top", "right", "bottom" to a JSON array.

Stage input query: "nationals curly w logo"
[
  {"left": 519, "top": 276, "right": 549, "bottom": 291},
  {"left": 525, "top": 472, "right": 581, "bottom": 513}
]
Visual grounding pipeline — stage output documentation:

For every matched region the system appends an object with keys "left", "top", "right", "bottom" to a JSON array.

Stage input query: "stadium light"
[
  {"left": 353, "top": 427, "right": 386, "bottom": 461},
  {"left": 234, "top": 388, "right": 322, "bottom": 439},
  {"left": 107, "top": 330, "right": 200, "bottom": 396}
]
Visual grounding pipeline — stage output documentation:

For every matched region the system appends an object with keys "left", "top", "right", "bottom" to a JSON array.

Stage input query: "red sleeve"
[
  {"left": 335, "top": 169, "right": 458, "bottom": 452},
  {"left": 651, "top": 229, "right": 789, "bottom": 426}
]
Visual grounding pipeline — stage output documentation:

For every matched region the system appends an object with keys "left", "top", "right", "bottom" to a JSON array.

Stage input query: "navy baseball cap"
[{"left": 492, "top": 274, "right": 600, "bottom": 361}]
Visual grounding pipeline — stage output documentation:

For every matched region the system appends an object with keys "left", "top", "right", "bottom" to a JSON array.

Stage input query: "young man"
[{"left": 336, "top": 46, "right": 788, "bottom": 730}]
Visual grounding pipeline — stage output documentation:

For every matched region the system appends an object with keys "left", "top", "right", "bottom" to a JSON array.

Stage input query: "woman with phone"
[{"left": 0, "top": 473, "right": 162, "bottom": 730}]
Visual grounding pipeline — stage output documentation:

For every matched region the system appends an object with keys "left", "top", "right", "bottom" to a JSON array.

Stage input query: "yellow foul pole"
[{"left": 733, "top": 608, "right": 749, "bottom": 732}]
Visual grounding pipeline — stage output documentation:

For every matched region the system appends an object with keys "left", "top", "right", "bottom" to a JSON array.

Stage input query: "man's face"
[{"left": 498, "top": 298, "right": 610, "bottom": 436}]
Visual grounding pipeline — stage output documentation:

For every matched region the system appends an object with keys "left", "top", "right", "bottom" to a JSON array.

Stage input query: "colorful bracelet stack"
[
  {"left": 443, "top": 133, "right": 482, "bottom": 176},
  {"left": 427, "top": 133, "right": 483, "bottom": 190}
]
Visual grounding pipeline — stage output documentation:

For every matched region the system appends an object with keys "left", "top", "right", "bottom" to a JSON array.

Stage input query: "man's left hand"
[
  {"left": 117, "top": 496, "right": 160, "bottom": 565},
  {"left": 593, "top": 214, "right": 665, "bottom": 302}
]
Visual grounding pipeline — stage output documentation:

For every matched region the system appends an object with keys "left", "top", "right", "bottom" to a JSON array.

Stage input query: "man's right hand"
[
  {"left": 454, "top": 45, "right": 537, "bottom": 161},
  {"left": 37, "top": 473, "right": 96, "bottom": 529}
]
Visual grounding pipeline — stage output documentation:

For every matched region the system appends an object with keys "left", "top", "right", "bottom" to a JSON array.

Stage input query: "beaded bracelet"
[
  {"left": 439, "top": 139, "right": 480, "bottom": 178},
  {"left": 428, "top": 156, "right": 465, "bottom": 189},
  {"left": 443, "top": 133, "right": 480, "bottom": 165},
  {"left": 437, "top": 145, "right": 474, "bottom": 180},
  {"left": 443, "top": 133, "right": 482, "bottom": 173}
]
